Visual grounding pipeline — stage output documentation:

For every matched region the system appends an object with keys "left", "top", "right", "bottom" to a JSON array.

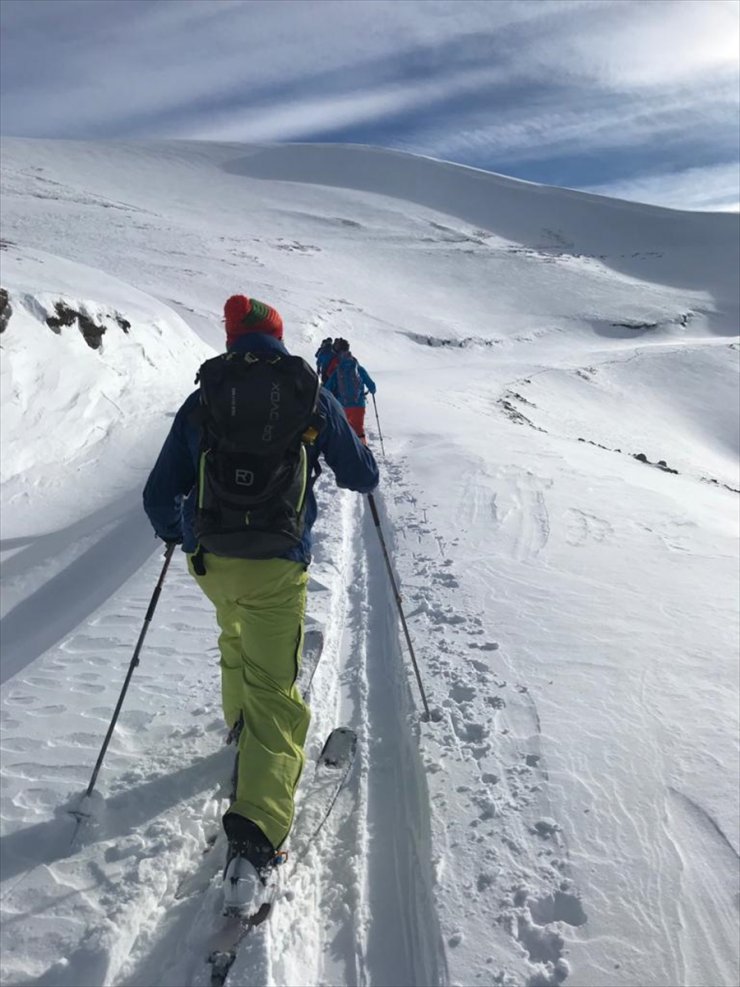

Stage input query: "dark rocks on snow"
[
  {"left": 497, "top": 398, "right": 547, "bottom": 432},
  {"left": 0, "top": 288, "right": 11, "bottom": 333},
  {"left": 611, "top": 320, "right": 658, "bottom": 331},
  {"left": 45, "top": 300, "right": 130, "bottom": 349},
  {"left": 580, "top": 437, "right": 737, "bottom": 493},
  {"left": 77, "top": 312, "right": 106, "bottom": 349},
  {"left": 633, "top": 452, "right": 679, "bottom": 474},
  {"left": 47, "top": 302, "right": 105, "bottom": 348},
  {"left": 702, "top": 476, "right": 740, "bottom": 494},
  {"left": 46, "top": 302, "right": 78, "bottom": 331}
]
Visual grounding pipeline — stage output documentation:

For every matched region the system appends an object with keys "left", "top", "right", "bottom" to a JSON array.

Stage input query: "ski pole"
[
  {"left": 75, "top": 542, "right": 176, "bottom": 810},
  {"left": 367, "top": 494, "right": 431, "bottom": 720},
  {"left": 370, "top": 393, "right": 386, "bottom": 459}
]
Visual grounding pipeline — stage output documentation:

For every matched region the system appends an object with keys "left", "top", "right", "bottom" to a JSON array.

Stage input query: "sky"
[{"left": 1, "top": 0, "right": 738, "bottom": 212}]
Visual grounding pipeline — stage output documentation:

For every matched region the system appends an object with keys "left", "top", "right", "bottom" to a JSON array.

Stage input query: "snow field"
[{"left": 1, "top": 137, "right": 738, "bottom": 987}]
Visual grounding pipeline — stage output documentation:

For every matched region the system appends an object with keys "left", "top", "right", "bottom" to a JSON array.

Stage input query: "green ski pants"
[{"left": 188, "top": 553, "right": 310, "bottom": 849}]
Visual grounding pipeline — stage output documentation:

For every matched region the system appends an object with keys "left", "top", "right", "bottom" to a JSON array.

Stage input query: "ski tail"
[{"left": 296, "top": 625, "right": 324, "bottom": 699}]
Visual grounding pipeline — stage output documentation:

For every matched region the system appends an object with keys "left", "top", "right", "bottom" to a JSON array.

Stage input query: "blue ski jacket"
[
  {"left": 325, "top": 355, "right": 376, "bottom": 409},
  {"left": 143, "top": 334, "right": 379, "bottom": 564},
  {"left": 315, "top": 343, "right": 335, "bottom": 381}
]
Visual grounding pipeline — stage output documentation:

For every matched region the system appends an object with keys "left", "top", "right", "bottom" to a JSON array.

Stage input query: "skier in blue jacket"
[
  {"left": 314, "top": 336, "right": 334, "bottom": 382},
  {"left": 143, "top": 295, "right": 378, "bottom": 918},
  {"left": 143, "top": 328, "right": 378, "bottom": 563},
  {"left": 324, "top": 338, "right": 376, "bottom": 444}
]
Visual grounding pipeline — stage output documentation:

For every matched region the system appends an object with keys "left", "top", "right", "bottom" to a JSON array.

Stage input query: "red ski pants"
[{"left": 345, "top": 406, "right": 366, "bottom": 444}]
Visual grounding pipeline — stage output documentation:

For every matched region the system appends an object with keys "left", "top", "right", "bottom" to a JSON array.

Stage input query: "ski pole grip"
[{"left": 144, "top": 543, "right": 175, "bottom": 621}]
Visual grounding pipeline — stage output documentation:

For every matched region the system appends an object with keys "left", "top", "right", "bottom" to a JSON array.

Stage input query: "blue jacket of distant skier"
[
  {"left": 142, "top": 334, "right": 379, "bottom": 563},
  {"left": 325, "top": 354, "right": 376, "bottom": 408},
  {"left": 315, "top": 342, "right": 335, "bottom": 381}
]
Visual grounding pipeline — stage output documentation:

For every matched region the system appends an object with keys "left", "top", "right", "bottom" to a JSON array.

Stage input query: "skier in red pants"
[{"left": 324, "top": 338, "right": 376, "bottom": 445}]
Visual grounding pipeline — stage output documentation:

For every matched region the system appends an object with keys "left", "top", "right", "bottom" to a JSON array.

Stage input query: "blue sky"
[{"left": 1, "top": 0, "right": 738, "bottom": 211}]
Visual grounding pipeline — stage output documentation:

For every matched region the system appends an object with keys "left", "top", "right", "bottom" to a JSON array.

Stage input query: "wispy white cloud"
[
  {"left": 0, "top": 0, "right": 538, "bottom": 137},
  {"left": 0, "top": 0, "right": 737, "bottom": 211},
  {"left": 161, "top": 62, "right": 514, "bottom": 143},
  {"left": 521, "top": 0, "right": 740, "bottom": 90},
  {"left": 403, "top": 78, "right": 738, "bottom": 165},
  {"left": 581, "top": 162, "right": 740, "bottom": 213}
]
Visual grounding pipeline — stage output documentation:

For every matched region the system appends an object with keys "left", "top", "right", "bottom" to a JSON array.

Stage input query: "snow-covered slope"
[
  {"left": 0, "top": 246, "right": 211, "bottom": 679},
  {"left": 0, "top": 138, "right": 738, "bottom": 987}
]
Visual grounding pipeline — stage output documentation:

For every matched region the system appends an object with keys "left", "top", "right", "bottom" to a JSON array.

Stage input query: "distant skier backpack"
[
  {"left": 333, "top": 356, "right": 364, "bottom": 406},
  {"left": 193, "top": 351, "right": 322, "bottom": 559}
]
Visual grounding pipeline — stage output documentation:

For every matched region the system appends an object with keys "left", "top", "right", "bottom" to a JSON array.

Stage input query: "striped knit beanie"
[{"left": 224, "top": 295, "right": 284, "bottom": 347}]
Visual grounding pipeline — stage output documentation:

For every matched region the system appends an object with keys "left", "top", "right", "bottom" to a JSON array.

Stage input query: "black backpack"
[{"left": 193, "top": 350, "right": 322, "bottom": 559}]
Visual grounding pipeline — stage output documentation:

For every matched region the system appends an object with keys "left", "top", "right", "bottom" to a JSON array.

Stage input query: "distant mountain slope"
[{"left": 224, "top": 141, "right": 740, "bottom": 324}]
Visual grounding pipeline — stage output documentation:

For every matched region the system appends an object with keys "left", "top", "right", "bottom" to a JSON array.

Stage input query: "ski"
[
  {"left": 296, "top": 625, "right": 324, "bottom": 699},
  {"left": 206, "top": 726, "right": 358, "bottom": 987}
]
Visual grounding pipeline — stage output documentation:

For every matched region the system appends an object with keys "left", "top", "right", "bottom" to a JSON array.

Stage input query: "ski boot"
[{"left": 222, "top": 814, "right": 275, "bottom": 922}]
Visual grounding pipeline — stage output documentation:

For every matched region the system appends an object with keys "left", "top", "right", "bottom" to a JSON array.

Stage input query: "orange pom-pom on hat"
[{"left": 223, "top": 295, "right": 284, "bottom": 347}]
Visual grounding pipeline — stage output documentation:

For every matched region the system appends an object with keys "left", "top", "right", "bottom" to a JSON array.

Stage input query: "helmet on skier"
[{"left": 333, "top": 337, "right": 350, "bottom": 353}]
